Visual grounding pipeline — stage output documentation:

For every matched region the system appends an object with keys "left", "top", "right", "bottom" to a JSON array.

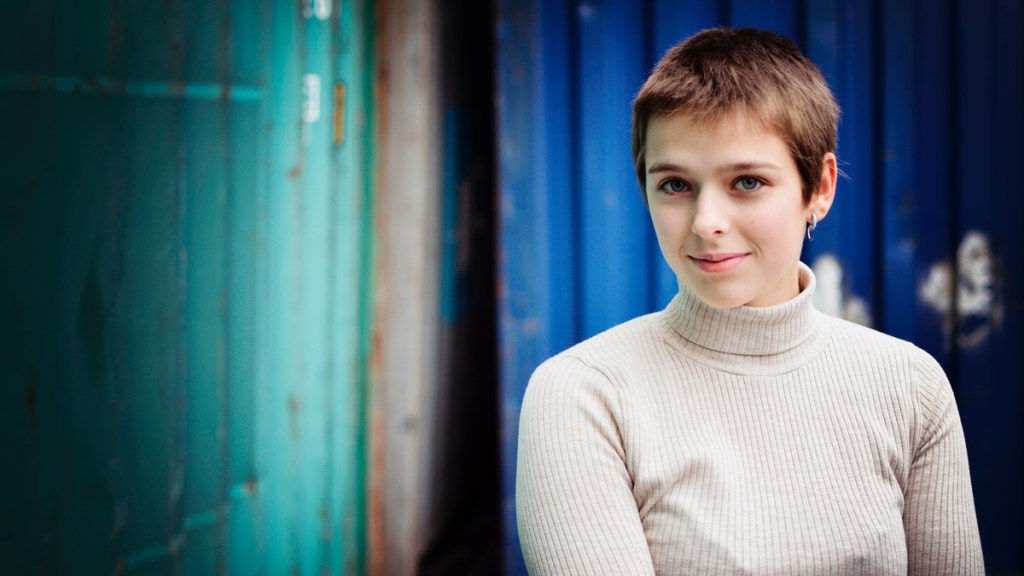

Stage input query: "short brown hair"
[{"left": 632, "top": 27, "right": 839, "bottom": 204}]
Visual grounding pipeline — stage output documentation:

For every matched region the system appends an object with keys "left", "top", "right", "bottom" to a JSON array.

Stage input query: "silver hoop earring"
[{"left": 806, "top": 212, "right": 818, "bottom": 241}]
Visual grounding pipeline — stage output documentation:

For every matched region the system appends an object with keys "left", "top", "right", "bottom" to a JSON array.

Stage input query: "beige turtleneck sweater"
[{"left": 516, "top": 265, "right": 983, "bottom": 575}]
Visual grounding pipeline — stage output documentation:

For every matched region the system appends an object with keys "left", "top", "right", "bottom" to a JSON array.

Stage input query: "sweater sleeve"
[
  {"left": 516, "top": 355, "right": 655, "bottom": 575},
  {"left": 904, "top": 351, "right": 985, "bottom": 575}
]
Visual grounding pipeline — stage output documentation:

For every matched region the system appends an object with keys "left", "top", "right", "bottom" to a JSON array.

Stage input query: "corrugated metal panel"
[
  {"left": 1, "top": 0, "right": 375, "bottom": 573},
  {"left": 577, "top": 1, "right": 651, "bottom": 337},
  {"left": 495, "top": 2, "right": 573, "bottom": 573},
  {"left": 260, "top": 0, "right": 374, "bottom": 574},
  {"left": 955, "top": 0, "right": 1024, "bottom": 567},
  {"left": 497, "top": 0, "right": 1024, "bottom": 572}
]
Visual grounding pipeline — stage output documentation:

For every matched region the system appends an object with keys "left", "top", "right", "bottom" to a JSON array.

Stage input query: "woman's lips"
[{"left": 688, "top": 253, "right": 748, "bottom": 273}]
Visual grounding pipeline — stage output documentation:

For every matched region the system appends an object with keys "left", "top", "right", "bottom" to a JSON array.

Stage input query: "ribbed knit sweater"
[{"left": 516, "top": 265, "right": 984, "bottom": 575}]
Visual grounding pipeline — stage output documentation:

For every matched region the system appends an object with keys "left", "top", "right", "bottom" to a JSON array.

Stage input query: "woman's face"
[{"left": 644, "top": 109, "right": 836, "bottom": 308}]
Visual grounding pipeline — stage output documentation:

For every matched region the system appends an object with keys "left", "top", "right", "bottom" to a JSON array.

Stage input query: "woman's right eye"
[{"left": 660, "top": 179, "right": 688, "bottom": 194}]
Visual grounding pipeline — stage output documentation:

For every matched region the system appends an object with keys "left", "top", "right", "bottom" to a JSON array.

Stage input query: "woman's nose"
[{"left": 690, "top": 190, "right": 730, "bottom": 238}]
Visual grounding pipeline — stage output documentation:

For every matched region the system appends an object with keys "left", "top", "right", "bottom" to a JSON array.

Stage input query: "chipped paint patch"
[
  {"left": 302, "top": 74, "right": 322, "bottom": 147},
  {"left": 811, "top": 254, "right": 872, "bottom": 326},
  {"left": 303, "top": 0, "right": 332, "bottom": 20},
  {"left": 920, "top": 231, "right": 1000, "bottom": 348}
]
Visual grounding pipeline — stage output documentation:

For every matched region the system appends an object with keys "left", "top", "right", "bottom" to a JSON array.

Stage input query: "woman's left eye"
[{"left": 736, "top": 177, "right": 762, "bottom": 191}]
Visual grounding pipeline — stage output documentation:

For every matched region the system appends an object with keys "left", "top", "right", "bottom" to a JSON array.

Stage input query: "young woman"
[{"left": 516, "top": 28, "right": 984, "bottom": 575}]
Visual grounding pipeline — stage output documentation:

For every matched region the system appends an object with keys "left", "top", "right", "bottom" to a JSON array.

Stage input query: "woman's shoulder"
[
  {"left": 550, "top": 309, "right": 668, "bottom": 364},
  {"left": 520, "top": 313, "right": 664, "bottom": 434},
  {"left": 821, "top": 313, "right": 951, "bottom": 393},
  {"left": 528, "top": 309, "right": 670, "bottom": 391},
  {"left": 824, "top": 313, "right": 925, "bottom": 355}
]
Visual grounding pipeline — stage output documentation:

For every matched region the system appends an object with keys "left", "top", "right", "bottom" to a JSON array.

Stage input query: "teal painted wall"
[{"left": 1, "top": 0, "right": 375, "bottom": 573}]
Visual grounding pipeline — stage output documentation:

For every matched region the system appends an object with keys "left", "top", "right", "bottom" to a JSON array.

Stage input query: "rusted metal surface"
[{"left": 333, "top": 82, "right": 347, "bottom": 147}]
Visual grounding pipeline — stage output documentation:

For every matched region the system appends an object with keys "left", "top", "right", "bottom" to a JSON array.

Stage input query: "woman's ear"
[{"left": 811, "top": 153, "right": 838, "bottom": 220}]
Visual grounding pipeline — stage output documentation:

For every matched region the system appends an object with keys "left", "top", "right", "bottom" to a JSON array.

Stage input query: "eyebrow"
[{"left": 647, "top": 161, "right": 782, "bottom": 174}]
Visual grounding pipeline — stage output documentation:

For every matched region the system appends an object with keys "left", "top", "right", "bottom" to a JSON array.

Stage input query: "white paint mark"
[
  {"left": 314, "top": 0, "right": 332, "bottom": 20},
  {"left": 920, "top": 261, "right": 953, "bottom": 315},
  {"left": 957, "top": 231, "right": 994, "bottom": 317},
  {"left": 302, "top": 74, "right": 321, "bottom": 124},
  {"left": 920, "top": 230, "right": 998, "bottom": 348},
  {"left": 811, "top": 254, "right": 872, "bottom": 326},
  {"left": 812, "top": 254, "right": 843, "bottom": 318},
  {"left": 301, "top": 74, "right": 321, "bottom": 148},
  {"left": 303, "top": 0, "right": 331, "bottom": 20},
  {"left": 843, "top": 298, "right": 872, "bottom": 328}
]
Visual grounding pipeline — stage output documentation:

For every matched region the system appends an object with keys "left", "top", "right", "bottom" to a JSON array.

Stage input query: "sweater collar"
[{"left": 661, "top": 262, "right": 830, "bottom": 376}]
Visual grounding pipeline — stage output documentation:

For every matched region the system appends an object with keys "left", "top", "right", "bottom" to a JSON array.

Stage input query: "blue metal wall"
[
  {"left": 497, "top": 0, "right": 1024, "bottom": 573},
  {"left": 1, "top": 0, "right": 375, "bottom": 573}
]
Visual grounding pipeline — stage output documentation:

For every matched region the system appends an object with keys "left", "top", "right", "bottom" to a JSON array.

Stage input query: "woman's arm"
[
  {"left": 516, "top": 355, "right": 656, "bottom": 575},
  {"left": 904, "top": 352, "right": 985, "bottom": 575}
]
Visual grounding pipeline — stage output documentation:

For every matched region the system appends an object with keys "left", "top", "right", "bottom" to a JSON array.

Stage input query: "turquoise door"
[{"left": 1, "top": 1, "right": 375, "bottom": 573}]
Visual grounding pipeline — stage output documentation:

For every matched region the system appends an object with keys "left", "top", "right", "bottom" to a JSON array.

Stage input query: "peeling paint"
[
  {"left": 957, "top": 232, "right": 995, "bottom": 317},
  {"left": 302, "top": 74, "right": 322, "bottom": 148},
  {"left": 302, "top": 74, "right": 322, "bottom": 124},
  {"left": 303, "top": 0, "right": 332, "bottom": 20},
  {"left": 920, "top": 231, "right": 999, "bottom": 348},
  {"left": 811, "top": 254, "right": 872, "bottom": 326}
]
